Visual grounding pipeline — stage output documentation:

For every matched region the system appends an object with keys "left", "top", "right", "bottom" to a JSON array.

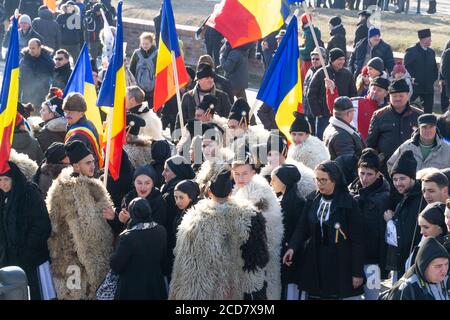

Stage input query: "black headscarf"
[
  {"left": 316, "top": 160, "right": 348, "bottom": 192},
  {"left": 128, "top": 197, "right": 153, "bottom": 228},
  {"left": 175, "top": 180, "right": 200, "bottom": 206}
]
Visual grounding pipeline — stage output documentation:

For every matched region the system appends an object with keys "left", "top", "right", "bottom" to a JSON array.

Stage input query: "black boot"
[{"left": 427, "top": 0, "right": 436, "bottom": 13}]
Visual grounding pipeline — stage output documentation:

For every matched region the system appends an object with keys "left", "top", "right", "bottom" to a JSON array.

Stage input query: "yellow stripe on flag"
[{"left": 238, "top": 0, "right": 285, "bottom": 36}]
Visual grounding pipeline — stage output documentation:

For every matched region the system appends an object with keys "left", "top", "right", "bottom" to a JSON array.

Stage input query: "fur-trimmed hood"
[
  {"left": 233, "top": 174, "right": 283, "bottom": 299},
  {"left": 287, "top": 135, "right": 330, "bottom": 170},
  {"left": 170, "top": 198, "right": 262, "bottom": 300},
  {"left": 9, "top": 149, "right": 38, "bottom": 181},
  {"left": 46, "top": 167, "right": 114, "bottom": 300}
]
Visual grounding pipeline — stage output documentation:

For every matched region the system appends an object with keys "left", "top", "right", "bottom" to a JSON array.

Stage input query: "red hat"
[
  {"left": 392, "top": 62, "right": 406, "bottom": 75},
  {"left": 301, "top": 13, "right": 312, "bottom": 25},
  {"left": 361, "top": 66, "right": 369, "bottom": 76}
]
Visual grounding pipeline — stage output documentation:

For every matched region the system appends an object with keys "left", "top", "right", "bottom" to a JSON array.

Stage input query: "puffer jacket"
[{"left": 32, "top": 7, "right": 61, "bottom": 50}]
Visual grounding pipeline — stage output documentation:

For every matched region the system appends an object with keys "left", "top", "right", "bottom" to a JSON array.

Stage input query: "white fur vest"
[
  {"left": 233, "top": 175, "right": 284, "bottom": 300},
  {"left": 46, "top": 167, "right": 114, "bottom": 300},
  {"left": 123, "top": 143, "right": 153, "bottom": 168},
  {"left": 287, "top": 135, "right": 330, "bottom": 170},
  {"left": 170, "top": 198, "right": 262, "bottom": 300},
  {"left": 10, "top": 149, "right": 38, "bottom": 181}
]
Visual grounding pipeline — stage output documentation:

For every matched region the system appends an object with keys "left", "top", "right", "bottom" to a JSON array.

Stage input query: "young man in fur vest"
[
  {"left": 46, "top": 141, "right": 114, "bottom": 300},
  {"left": 232, "top": 154, "right": 284, "bottom": 299},
  {"left": 287, "top": 112, "right": 330, "bottom": 171},
  {"left": 170, "top": 168, "right": 269, "bottom": 300}
]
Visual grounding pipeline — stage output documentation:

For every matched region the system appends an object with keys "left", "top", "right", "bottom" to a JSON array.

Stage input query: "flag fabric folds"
[
  {"left": 207, "top": 0, "right": 290, "bottom": 48},
  {"left": 97, "top": 1, "right": 126, "bottom": 181},
  {"left": 0, "top": 17, "right": 20, "bottom": 174},
  {"left": 256, "top": 16, "right": 302, "bottom": 143},
  {"left": 153, "top": 0, "right": 188, "bottom": 112},
  {"left": 64, "top": 43, "right": 104, "bottom": 149}
]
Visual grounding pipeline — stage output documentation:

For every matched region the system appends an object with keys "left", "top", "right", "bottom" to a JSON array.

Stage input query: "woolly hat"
[
  {"left": 228, "top": 98, "right": 250, "bottom": 125},
  {"left": 420, "top": 202, "right": 448, "bottom": 235},
  {"left": 273, "top": 164, "right": 301, "bottom": 188},
  {"left": 300, "top": 13, "right": 312, "bottom": 25},
  {"left": 329, "top": 48, "right": 345, "bottom": 63},
  {"left": 128, "top": 197, "right": 153, "bottom": 224},
  {"left": 358, "top": 148, "right": 380, "bottom": 171},
  {"left": 290, "top": 112, "right": 311, "bottom": 133},
  {"left": 133, "top": 164, "right": 158, "bottom": 184},
  {"left": 196, "top": 94, "right": 218, "bottom": 113},
  {"left": 392, "top": 62, "right": 406, "bottom": 75},
  {"left": 45, "top": 142, "right": 67, "bottom": 164},
  {"left": 209, "top": 169, "right": 233, "bottom": 198},
  {"left": 64, "top": 140, "right": 92, "bottom": 164},
  {"left": 196, "top": 63, "right": 214, "bottom": 80},
  {"left": 329, "top": 16, "right": 342, "bottom": 27},
  {"left": 390, "top": 150, "right": 417, "bottom": 179},
  {"left": 418, "top": 28, "right": 431, "bottom": 40},
  {"left": 367, "top": 57, "right": 384, "bottom": 73},
  {"left": 44, "top": 96, "right": 64, "bottom": 117},
  {"left": 368, "top": 26, "right": 381, "bottom": 38},
  {"left": 18, "top": 14, "right": 31, "bottom": 25}
]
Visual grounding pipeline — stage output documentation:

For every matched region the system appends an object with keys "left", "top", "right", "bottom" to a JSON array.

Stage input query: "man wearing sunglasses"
[{"left": 52, "top": 49, "right": 72, "bottom": 90}]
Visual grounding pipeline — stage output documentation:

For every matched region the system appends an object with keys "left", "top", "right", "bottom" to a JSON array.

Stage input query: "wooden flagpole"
[{"left": 171, "top": 50, "right": 185, "bottom": 130}]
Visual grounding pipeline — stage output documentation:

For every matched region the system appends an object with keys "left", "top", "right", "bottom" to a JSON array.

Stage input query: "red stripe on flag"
[
  {"left": 0, "top": 123, "right": 13, "bottom": 174},
  {"left": 108, "top": 128, "right": 125, "bottom": 181},
  {"left": 153, "top": 66, "right": 171, "bottom": 112},
  {"left": 208, "top": 0, "right": 262, "bottom": 48}
]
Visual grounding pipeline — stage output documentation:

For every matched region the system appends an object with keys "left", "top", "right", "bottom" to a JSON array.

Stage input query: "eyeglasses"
[
  {"left": 311, "top": 57, "right": 320, "bottom": 61},
  {"left": 314, "top": 177, "right": 329, "bottom": 185}
]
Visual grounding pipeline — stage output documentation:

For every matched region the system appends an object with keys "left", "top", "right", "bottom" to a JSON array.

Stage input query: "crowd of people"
[{"left": 0, "top": 1, "right": 449, "bottom": 301}]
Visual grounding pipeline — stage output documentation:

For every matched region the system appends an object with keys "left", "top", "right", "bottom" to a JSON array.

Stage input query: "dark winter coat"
[
  {"left": 349, "top": 176, "right": 390, "bottom": 265},
  {"left": 129, "top": 46, "right": 157, "bottom": 82},
  {"left": 280, "top": 186, "right": 306, "bottom": 284},
  {"left": 12, "top": 129, "right": 44, "bottom": 164},
  {"left": 390, "top": 181, "right": 425, "bottom": 277},
  {"left": 52, "top": 62, "right": 72, "bottom": 90},
  {"left": 404, "top": 43, "right": 438, "bottom": 95},
  {"left": 327, "top": 25, "right": 347, "bottom": 59},
  {"left": 307, "top": 65, "right": 357, "bottom": 117},
  {"left": 437, "top": 111, "right": 450, "bottom": 141},
  {"left": 105, "top": 150, "right": 134, "bottom": 210},
  {"left": 288, "top": 190, "right": 365, "bottom": 299},
  {"left": 349, "top": 38, "right": 395, "bottom": 76},
  {"left": 219, "top": 42, "right": 249, "bottom": 93},
  {"left": 19, "top": 0, "right": 42, "bottom": 20},
  {"left": 365, "top": 104, "right": 423, "bottom": 169},
  {"left": 353, "top": 19, "right": 369, "bottom": 48},
  {"left": 85, "top": 10, "right": 104, "bottom": 43},
  {"left": 4, "top": 0, "right": 20, "bottom": 19},
  {"left": 299, "top": 25, "right": 322, "bottom": 61},
  {"left": 35, "top": 117, "right": 66, "bottom": 153},
  {"left": 110, "top": 223, "right": 168, "bottom": 300},
  {"left": 32, "top": 162, "right": 67, "bottom": 198},
  {"left": 56, "top": 12, "right": 83, "bottom": 46},
  {"left": 175, "top": 84, "right": 231, "bottom": 129},
  {"left": 109, "top": 188, "right": 167, "bottom": 235},
  {"left": 3, "top": 26, "right": 41, "bottom": 50},
  {"left": 32, "top": 7, "right": 61, "bottom": 50},
  {"left": 303, "top": 66, "right": 320, "bottom": 119},
  {"left": 323, "top": 116, "right": 365, "bottom": 160},
  {"left": 441, "top": 47, "right": 450, "bottom": 97},
  {"left": 0, "top": 161, "right": 51, "bottom": 300},
  {"left": 19, "top": 46, "right": 55, "bottom": 107},
  {"left": 213, "top": 73, "right": 234, "bottom": 103}
]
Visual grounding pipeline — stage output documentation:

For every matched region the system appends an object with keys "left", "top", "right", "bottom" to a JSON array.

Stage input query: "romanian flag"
[
  {"left": 207, "top": 0, "right": 290, "bottom": 48},
  {"left": 256, "top": 16, "right": 302, "bottom": 143},
  {"left": 153, "top": 0, "right": 188, "bottom": 112},
  {"left": 97, "top": 1, "right": 126, "bottom": 181},
  {"left": 0, "top": 18, "right": 20, "bottom": 174},
  {"left": 64, "top": 44, "right": 104, "bottom": 158}
]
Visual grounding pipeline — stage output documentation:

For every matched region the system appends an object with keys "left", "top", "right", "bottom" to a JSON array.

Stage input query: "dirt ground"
[{"left": 114, "top": 0, "right": 450, "bottom": 54}]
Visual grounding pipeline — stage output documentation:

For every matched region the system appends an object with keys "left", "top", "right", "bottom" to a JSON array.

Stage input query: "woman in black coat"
[
  {"left": 108, "top": 164, "right": 166, "bottom": 236},
  {"left": 110, "top": 197, "right": 168, "bottom": 300},
  {"left": 327, "top": 17, "right": 347, "bottom": 61},
  {"left": 271, "top": 164, "right": 306, "bottom": 300},
  {"left": 0, "top": 161, "right": 51, "bottom": 300},
  {"left": 283, "top": 160, "right": 365, "bottom": 300},
  {"left": 173, "top": 180, "right": 200, "bottom": 246}
]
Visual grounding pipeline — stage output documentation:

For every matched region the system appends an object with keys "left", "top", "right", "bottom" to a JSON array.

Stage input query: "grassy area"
[{"left": 311, "top": 8, "right": 449, "bottom": 55}]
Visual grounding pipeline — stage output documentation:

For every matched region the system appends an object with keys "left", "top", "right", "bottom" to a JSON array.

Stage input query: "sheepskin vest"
[
  {"left": 123, "top": 143, "right": 153, "bottom": 168},
  {"left": 287, "top": 135, "right": 330, "bottom": 170},
  {"left": 46, "top": 167, "right": 114, "bottom": 300},
  {"left": 170, "top": 198, "right": 263, "bottom": 300},
  {"left": 9, "top": 149, "right": 38, "bottom": 181},
  {"left": 234, "top": 175, "right": 284, "bottom": 300}
]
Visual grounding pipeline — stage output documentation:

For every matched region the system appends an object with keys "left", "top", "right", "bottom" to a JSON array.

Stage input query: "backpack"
[{"left": 135, "top": 49, "right": 158, "bottom": 92}]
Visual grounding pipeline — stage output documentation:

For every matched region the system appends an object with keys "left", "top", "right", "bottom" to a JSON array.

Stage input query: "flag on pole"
[
  {"left": 207, "top": 0, "right": 290, "bottom": 48},
  {"left": 0, "top": 17, "right": 20, "bottom": 174},
  {"left": 44, "top": 0, "right": 57, "bottom": 12},
  {"left": 64, "top": 43, "right": 104, "bottom": 162},
  {"left": 256, "top": 16, "right": 302, "bottom": 143},
  {"left": 97, "top": 1, "right": 126, "bottom": 181},
  {"left": 153, "top": 0, "right": 188, "bottom": 112}
]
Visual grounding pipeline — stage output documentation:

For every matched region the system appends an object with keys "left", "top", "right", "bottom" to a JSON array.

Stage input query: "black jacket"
[
  {"left": 35, "top": 117, "right": 67, "bottom": 153},
  {"left": 349, "top": 176, "right": 390, "bottom": 265},
  {"left": 19, "top": 46, "right": 55, "bottom": 106},
  {"left": 12, "top": 129, "right": 44, "bottom": 164},
  {"left": 288, "top": 190, "right": 365, "bottom": 299},
  {"left": 19, "top": 0, "right": 42, "bottom": 20},
  {"left": 437, "top": 111, "right": 450, "bottom": 141},
  {"left": 32, "top": 7, "right": 61, "bottom": 51},
  {"left": 366, "top": 104, "right": 423, "bottom": 170},
  {"left": 57, "top": 12, "right": 83, "bottom": 46},
  {"left": 353, "top": 19, "right": 368, "bottom": 48},
  {"left": 404, "top": 43, "right": 438, "bottom": 94},
  {"left": 323, "top": 117, "right": 365, "bottom": 160},
  {"left": 391, "top": 181, "right": 425, "bottom": 277},
  {"left": 280, "top": 186, "right": 306, "bottom": 285},
  {"left": 307, "top": 65, "right": 357, "bottom": 118},
  {"left": 110, "top": 223, "right": 168, "bottom": 300},
  {"left": 219, "top": 42, "right": 250, "bottom": 93},
  {"left": 0, "top": 162, "right": 51, "bottom": 299},
  {"left": 52, "top": 62, "right": 72, "bottom": 91},
  {"left": 327, "top": 25, "right": 347, "bottom": 59},
  {"left": 349, "top": 38, "right": 395, "bottom": 76},
  {"left": 441, "top": 45, "right": 450, "bottom": 96}
]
